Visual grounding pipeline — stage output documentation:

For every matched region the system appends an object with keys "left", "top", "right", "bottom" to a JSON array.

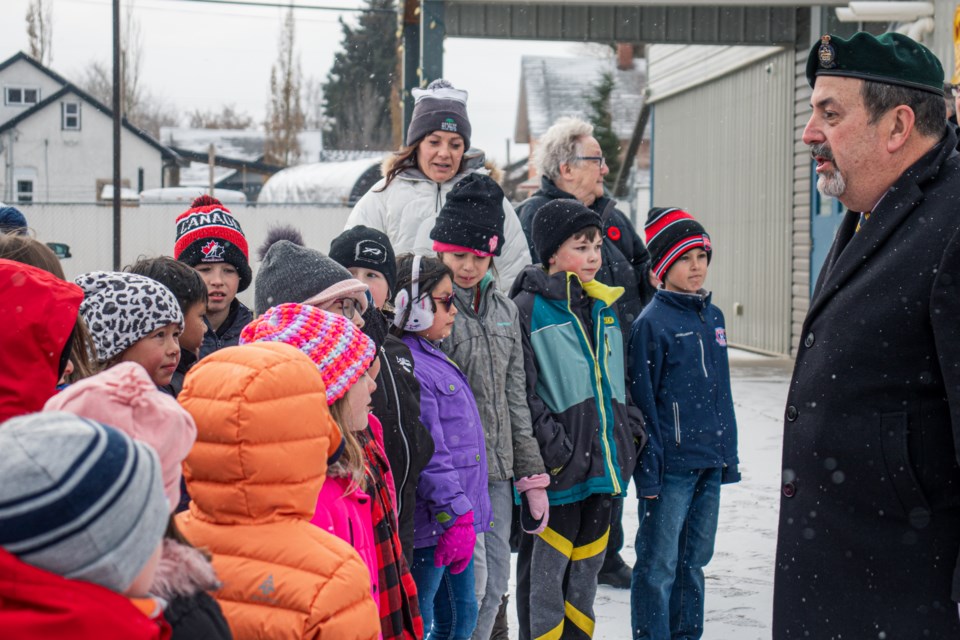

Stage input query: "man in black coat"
[
  {"left": 774, "top": 31, "right": 960, "bottom": 638},
  {"left": 517, "top": 116, "right": 655, "bottom": 588}
]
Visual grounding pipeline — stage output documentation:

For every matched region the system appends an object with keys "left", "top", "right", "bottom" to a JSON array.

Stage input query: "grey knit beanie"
[
  {"left": 255, "top": 238, "right": 368, "bottom": 316},
  {"left": 406, "top": 79, "right": 471, "bottom": 149},
  {"left": 0, "top": 412, "right": 168, "bottom": 593}
]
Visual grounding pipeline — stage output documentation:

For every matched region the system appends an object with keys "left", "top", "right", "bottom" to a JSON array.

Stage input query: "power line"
[{"left": 157, "top": 0, "right": 393, "bottom": 14}]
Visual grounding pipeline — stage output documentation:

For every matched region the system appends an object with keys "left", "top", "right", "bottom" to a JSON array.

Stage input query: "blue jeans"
[
  {"left": 631, "top": 467, "right": 722, "bottom": 640},
  {"left": 412, "top": 545, "right": 478, "bottom": 640}
]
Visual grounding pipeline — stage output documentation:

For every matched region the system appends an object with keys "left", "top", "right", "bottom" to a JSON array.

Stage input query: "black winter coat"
[
  {"left": 164, "top": 592, "right": 232, "bottom": 640},
  {"left": 198, "top": 300, "right": 253, "bottom": 360},
  {"left": 517, "top": 176, "right": 656, "bottom": 344},
  {"left": 373, "top": 334, "right": 434, "bottom": 567},
  {"left": 773, "top": 128, "right": 960, "bottom": 638}
]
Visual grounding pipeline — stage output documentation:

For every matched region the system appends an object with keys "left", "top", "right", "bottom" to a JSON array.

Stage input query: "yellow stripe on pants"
[
  {"left": 565, "top": 600, "right": 596, "bottom": 637},
  {"left": 571, "top": 526, "right": 609, "bottom": 561}
]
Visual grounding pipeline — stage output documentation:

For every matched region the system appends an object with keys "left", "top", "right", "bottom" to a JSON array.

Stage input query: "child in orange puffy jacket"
[
  {"left": 242, "top": 304, "right": 424, "bottom": 640},
  {"left": 175, "top": 341, "right": 380, "bottom": 640}
]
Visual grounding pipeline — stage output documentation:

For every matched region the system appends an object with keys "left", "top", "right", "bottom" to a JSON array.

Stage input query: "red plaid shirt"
[{"left": 359, "top": 425, "right": 424, "bottom": 639}]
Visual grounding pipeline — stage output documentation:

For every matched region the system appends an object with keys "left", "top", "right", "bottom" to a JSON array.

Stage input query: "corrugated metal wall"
[
  {"left": 791, "top": 39, "right": 813, "bottom": 356},
  {"left": 650, "top": 48, "right": 794, "bottom": 355}
]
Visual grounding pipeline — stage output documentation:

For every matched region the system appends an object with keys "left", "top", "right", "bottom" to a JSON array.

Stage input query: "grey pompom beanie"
[
  {"left": 254, "top": 239, "right": 368, "bottom": 316},
  {"left": 406, "top": 79, "right": 471, "bottom": 149},
  {"left": 0, "top": 412, "right": 168, "bottom": 593}
]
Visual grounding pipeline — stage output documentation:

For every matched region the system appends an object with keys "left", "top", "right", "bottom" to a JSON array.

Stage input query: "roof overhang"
[{"left": 444, "top": 2, "right": 840, "bottom": 45}]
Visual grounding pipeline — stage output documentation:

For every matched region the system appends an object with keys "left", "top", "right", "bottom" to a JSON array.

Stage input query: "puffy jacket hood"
[
  {"left": 0, "top": 259, "right": 82, "bottom": 422},
  {"left": 179, "top": 342, "right": 342, "bottom": 525}
]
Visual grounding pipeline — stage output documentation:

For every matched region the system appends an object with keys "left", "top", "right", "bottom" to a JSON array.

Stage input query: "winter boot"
[{"left": 489, "top": 594, "right": 509, "bottom": 640}]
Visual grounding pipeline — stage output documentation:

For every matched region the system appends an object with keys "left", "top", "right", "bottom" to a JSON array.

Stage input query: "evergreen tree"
[
  {"left": 264, "top": 8, "right": 306, "bottom": 166},
  {"left": 587, "top": 72, "right": 622, "bottom": 190},
  {"left": 322, "top": 0, "right": 398, "bottom": 150}
]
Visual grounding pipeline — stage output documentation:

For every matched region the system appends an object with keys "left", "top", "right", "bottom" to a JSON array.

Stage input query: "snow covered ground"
[{"left": 504, "top": 348, "right": 793, "bottom": 639}]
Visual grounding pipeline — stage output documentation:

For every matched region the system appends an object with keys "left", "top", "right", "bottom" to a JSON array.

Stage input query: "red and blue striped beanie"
[{"left": 644, "top": 207, "right": 712, "bottom": 280}]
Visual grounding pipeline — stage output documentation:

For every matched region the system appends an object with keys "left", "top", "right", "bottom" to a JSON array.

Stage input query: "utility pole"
[{"left": 112, "top": 0, "right": 121, "bottom": 270}]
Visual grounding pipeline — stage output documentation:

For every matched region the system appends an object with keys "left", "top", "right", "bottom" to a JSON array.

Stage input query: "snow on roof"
[
  {"left": 178, "top": 163, "right": 237, "bottom": 188},
  {"left": 140, "top": 187, "right": 247, "bottom": 204},
  {"left": 516, "top": 55, "right": 647, "bottom": 142},
  {"left": 257, "top": 158, "right": 382, "bottom": 205},
  {"left": 159, "top": 127, "right": 324, "bottom": 164}
]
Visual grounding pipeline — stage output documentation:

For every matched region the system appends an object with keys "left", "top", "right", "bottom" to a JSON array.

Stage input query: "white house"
[{"left": 0, "top": 52, "right": 180, "bottom": 203}]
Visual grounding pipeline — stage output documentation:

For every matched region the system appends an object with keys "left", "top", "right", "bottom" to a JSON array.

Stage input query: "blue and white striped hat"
[{"left": 0, "top": 412, "right": 168, "bottom": 593}]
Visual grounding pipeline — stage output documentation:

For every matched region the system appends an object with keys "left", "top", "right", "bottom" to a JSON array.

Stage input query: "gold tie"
[{"left": 855, "top": 211, "right": 871, "bottom": 233}]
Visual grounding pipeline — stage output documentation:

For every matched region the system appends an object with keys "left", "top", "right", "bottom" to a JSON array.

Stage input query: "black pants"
[
  {"left": 601, "top": 496, "right": 625, "bottom": 570},
  {"left": 517, "top": 494, "right": 614, "bottom": 640}
]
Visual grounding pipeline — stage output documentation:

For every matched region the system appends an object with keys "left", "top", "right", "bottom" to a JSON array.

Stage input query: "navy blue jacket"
[{"left": 628, "top": 289, "right": 739, "bottom": 496}]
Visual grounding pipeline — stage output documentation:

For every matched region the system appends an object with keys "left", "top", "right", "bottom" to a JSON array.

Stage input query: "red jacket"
[
  {"left": 0, "top": 259, "right": 82, "bottom": 422},
  {"left": 0, "top": 549, "right": 171, "bottom": 640}
]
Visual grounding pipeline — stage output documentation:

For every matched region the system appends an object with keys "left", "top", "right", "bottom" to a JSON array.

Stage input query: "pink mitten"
[
  {"left": 434, "top": 511, "right": 476, "bottom": 574},
  {"left": 515, "top": 474, "right": 551, "bottom": 535}
]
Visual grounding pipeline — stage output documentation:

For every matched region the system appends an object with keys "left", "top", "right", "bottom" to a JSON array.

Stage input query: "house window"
[
  {"left": 16, "top": 180, "right": 33, "bottom": 203},
  {"left": 5, "top": 86, "right": 39, "bottom": 106},
  {"left": 62, "top": 102, "right": 81, "bottom": 130}
]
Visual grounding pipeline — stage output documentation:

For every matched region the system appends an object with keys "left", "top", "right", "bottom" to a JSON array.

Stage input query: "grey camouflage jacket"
[{"left": 441, "top": 274, "right": 545, "bottom": 482}]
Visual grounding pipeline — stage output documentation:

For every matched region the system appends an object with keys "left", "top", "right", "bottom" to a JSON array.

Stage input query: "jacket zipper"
[
  {"left": 477, "top": 299, "right": 508, "bottom": 480},
  {"left": 566, "top": 277, "right": 621, "bottom": 495},
  {"left": 673, "top": 401, "right": 681, "bottom": 446},
  {"left": 696, "top": 335, "right": 708, "bottom": 378},
  {"left": 383, "top": 355, "right": 410, "bottom": 517}
]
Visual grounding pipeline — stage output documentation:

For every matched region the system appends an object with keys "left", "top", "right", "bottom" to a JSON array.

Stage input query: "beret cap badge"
[{"left": 818, "top": 35, "right": 837, "bottom": 69}]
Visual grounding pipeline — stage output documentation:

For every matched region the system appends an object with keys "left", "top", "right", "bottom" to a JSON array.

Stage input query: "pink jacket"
[{"left": 311, "top": 475, "right": 379, "bottom": 608}]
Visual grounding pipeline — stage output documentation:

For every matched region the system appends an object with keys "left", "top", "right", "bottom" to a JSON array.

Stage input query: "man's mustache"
[{"left": 810, "top": 143, "right": 834, "bottom": 163}]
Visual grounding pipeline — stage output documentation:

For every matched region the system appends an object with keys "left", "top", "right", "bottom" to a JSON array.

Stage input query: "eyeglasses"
[
  {"left": 953, "top": 86, "right": 960, "bottom": 98},
  {"left": 432, "top": 294, "right": 455, "bottom": 312},
  {"left": 576, "top": 156, "right": 606, "bottom": 168},
  {"left": 327, "top": 297, "right": 359, "bottom": 320}
]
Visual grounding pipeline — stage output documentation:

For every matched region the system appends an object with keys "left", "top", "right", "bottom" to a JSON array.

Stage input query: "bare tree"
[
  {"left": 264, "top": 8, "right": 306, "bottom": 166},
  {"left": 25, "top": 0, "right": 53, "bottom": 66},
  {"left": 78, "top": 2, "right": 177, "bottom": 137},
  {"left": 302, "top": 77, "right": 326, "bottom": 130},
  {"left": 189, "top": 105, "right": 254, "bottom": 129}
]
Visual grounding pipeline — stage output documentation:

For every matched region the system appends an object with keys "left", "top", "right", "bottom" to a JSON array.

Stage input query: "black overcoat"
[{"left": 773, "top": 128, "right": 960, "bottom": 638}]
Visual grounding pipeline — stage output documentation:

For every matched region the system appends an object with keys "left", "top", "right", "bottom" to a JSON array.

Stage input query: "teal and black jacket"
[{"left": 510, "top": 265, "right": 645, "bottom": 506}]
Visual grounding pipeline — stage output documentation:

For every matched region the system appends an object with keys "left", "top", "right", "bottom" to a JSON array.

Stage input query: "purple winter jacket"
[{"left": 402, "top": 335, "right": 492, "bottom": 548}]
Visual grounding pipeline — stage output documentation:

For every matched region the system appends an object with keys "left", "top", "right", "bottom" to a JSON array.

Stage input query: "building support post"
[
  {"left": 401, "top": 0, "right": 421, "bottom": 142},
  {"left": 420, "top": 0, "right": 445, "bottom": 88}
]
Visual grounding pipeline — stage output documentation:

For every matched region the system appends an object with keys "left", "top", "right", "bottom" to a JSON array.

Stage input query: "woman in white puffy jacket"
[{"left": 345, "top": 79, "right": 531, "bottom": 290}]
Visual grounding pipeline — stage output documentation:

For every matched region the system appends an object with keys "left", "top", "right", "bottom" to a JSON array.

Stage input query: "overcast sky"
[{"left": 1, "top": 0, "right": 589, "bottom": 164}]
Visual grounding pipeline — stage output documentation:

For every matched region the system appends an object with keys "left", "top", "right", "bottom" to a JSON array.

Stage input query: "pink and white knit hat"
[
  {"left": 239, "top": 303, "right": 375, "bottom": 404},
  {"left": 44, "top": 362, "right": 197, "bottom": 512}
]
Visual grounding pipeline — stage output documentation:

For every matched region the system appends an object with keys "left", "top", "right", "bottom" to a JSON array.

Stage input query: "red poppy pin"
[{"left": 607, "top": 226, "right": 621, "bottom": 241}]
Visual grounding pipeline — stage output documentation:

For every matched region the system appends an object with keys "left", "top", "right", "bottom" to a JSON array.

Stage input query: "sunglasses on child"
[{"left": 432, "top": 294, "right": 455, "bottom": 312}]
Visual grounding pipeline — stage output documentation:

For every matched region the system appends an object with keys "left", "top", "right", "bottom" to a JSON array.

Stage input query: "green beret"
[{"left": 806, "top": 31, "right": 944, "bottom": 96}]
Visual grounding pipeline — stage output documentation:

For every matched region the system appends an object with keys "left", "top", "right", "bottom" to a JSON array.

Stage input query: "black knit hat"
[
  {"left": 329, "top": 225, "right": 397, "bottom": 295},
  {"left": 174, "top": 196, "right": 252, "bottom": 292},
  {"left": 430, "top": 174, "right": 505, "bottom": 257},
  {"left": 644, "top": 207, "right": 712, "bottom": 280},
  {"left": 406, "top": 79, "right": 471, "bottom": 149},
  {"left": 531, "top": 199, "right": 602, "bottom": 265}
]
